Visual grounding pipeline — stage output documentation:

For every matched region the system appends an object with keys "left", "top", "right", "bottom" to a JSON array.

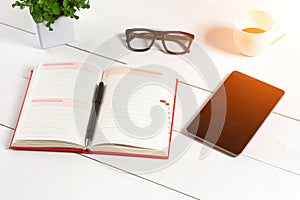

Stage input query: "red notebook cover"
[{"left": 9, "top": 71, "right": 178, "bottom": 159}]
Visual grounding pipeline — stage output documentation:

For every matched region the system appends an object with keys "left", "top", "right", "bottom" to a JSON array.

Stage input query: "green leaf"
[
  {"left": 46, "top": 21, "right": 53, "bottom": 31},
  {"left": 37, "top": 0, "right": 45, "bottom": 4},
  {"left": 12, "top": 0, "right": 91, "bottom": 31},
  {"left": 51, "top": 3, "right": 61, "bottom": 15},
  {"left": 63, "top": 0, "right": 69, "bottom": 7},
  {"left": 32, "top": 13, "right": 44, "bottom": 23},
  {"left": 12, "top": 1, "right": 20, "bottom": 8}
]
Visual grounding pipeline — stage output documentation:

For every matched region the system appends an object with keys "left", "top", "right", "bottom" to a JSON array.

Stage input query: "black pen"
[{"left": 85, "top": 82, "right": 104, "bottom": 147}]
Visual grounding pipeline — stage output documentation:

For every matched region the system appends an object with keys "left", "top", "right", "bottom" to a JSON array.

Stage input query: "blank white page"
[
  {"left": 14, "top": 62, "right": 101, "bottom": 146},
  {"left": 92, "top": 66, "right": 175, "bottom": 151}
]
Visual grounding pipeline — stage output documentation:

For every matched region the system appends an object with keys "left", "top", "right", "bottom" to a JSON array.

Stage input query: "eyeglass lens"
[
  {"left": 163, "top": 33, "right": 191, "bottom": 53},
  {"left": 127, "top": 31, "right": 155, "bottom": 50}
]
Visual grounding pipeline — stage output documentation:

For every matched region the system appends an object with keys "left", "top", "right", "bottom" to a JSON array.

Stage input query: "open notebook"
[{"left": 10, "top": 62, "right": 178, "bottom": 159}]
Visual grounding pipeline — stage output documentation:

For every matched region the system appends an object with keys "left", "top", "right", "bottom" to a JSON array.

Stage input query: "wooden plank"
[
  {"left": 0, "top": 24, "right": 91, "bottom": 78},
  {"left": 243, "top": 113, "right": 300, "bottom": 175},
  {"left": 0, "top": 125, "right": 197, "bottom": 200},
  {"left": 88, "top": 131, "right": 300, "bottom": 200},
  {"left": 0, "top": 72, "right": 27, "bottom": 129},
  {"left": 0, "top": 0, "right": 35, "bottom": 33}
]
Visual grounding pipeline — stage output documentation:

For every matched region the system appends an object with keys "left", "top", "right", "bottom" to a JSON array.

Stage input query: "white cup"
[{"left": 233, "top": 10, "right": 285, "bottom": 56}]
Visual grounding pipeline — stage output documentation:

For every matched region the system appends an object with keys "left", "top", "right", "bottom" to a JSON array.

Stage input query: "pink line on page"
[
  {"left": 31, "top": 98, "right": 90, "bottom": 110},
  {"left": 43, "top": 63, "right": 74, "bottom": 66},
  {"left": 132, "top": 68, "right": 162, "bottom": 75},
  {"left": 32, "top": 99, "right": 63, "bottom": 103},
  {"left": 42, "top": 62, "right": 100, "bottom": 74},
  {"left": 105, "top": 67, "right": 162, "bottom": 77}
]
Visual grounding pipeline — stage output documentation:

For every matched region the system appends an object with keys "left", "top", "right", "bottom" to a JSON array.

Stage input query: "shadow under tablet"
[{"left": 186, "top": 71, "right": 284, "bottom": 157}]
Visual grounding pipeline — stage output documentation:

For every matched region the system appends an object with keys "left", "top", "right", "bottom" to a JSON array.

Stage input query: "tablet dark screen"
[{"left": 186, "top": 71, "right": 284, "bottom": 156}]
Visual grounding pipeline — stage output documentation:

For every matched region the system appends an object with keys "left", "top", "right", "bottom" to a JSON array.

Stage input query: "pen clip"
[{"left": 95, "top": 82, "right": 104, "bottom": 103}]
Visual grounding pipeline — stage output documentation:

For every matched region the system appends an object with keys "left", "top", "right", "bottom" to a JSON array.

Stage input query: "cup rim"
[{"left": 234, "top": 9, "right": 274, "bottom": 36}]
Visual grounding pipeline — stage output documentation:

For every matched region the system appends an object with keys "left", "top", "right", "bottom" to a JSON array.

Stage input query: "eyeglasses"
[{"left": 125, "top": 28, "right": 195, "bottom": 55}]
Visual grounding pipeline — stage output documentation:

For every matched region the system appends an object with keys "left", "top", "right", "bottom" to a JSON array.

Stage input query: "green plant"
[{"left": 12, "top": 0, "right": 90, "bottom": 31}]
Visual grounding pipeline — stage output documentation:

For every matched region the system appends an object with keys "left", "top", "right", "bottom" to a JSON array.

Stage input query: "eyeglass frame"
[{"left": 125, "top": 28, "right": 195, "bottom": 55}]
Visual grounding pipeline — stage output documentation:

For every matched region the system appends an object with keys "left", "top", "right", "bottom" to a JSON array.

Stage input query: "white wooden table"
[{"left": 0, "top": 0, "right": 299, "bottom": 199}]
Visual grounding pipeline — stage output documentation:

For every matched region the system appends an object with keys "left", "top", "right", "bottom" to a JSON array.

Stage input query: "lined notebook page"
[
  {"left": 92, "top": 67, "right": 174, "bottom": 151},
  {"left": 14, "top": 62, "right": 101, "bottom": 146}
]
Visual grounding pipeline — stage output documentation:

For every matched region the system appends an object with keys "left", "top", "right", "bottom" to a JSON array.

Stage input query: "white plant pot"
[{"left": 35, "top": 16, "right": 76, "bottom": 49}]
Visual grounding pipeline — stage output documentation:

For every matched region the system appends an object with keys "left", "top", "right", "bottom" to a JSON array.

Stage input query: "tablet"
[{"left": 186, "top": 71, "right": 284, "bottom": 156}]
